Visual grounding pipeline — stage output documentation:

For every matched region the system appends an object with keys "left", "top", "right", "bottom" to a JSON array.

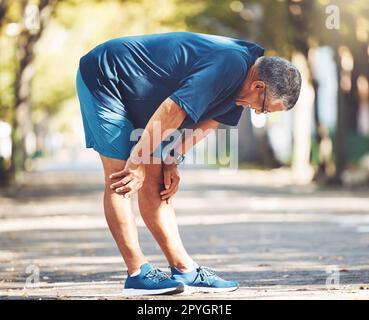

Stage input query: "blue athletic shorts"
[{"left": 76, "top": 68, "right": 170, "bottom": 161}]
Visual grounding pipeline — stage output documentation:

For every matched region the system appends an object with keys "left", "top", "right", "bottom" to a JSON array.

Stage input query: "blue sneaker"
[
  {"left": 123, "top": 262, "right": 185, "bottom": 296},
  {"left": 170, "top": 264, "right": 239, "bottom": 293}
]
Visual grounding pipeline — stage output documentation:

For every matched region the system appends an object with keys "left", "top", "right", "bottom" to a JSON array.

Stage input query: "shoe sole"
[
  {"left": 123, "top": 284, "right": 185, "bottom": 296},
  {"left": 184, "top": 285, "right": 239, "bottom": 293}
]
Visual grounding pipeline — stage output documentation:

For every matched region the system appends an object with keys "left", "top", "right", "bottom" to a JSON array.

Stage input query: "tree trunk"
[
  {"left": 238, "top": 109, "right": 260, "bottom": 163},
  {"left": 0, "top": 0, "right": 9, "bottom": 27},
  {"left": 287, "top": 0, "right": 316, "bottom": 183},
  {"left": 8, "top": 0, "right": 57, "bottom": 184},
  {"left": 333, "top": 49, "right": 347, "bottom": 184}
]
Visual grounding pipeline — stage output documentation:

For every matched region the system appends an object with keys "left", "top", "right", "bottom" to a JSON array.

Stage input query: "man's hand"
[
  {"left": 160, "top": 161, "right": 180, "bottom": 203},
  {"left": 109, "top": 157, "right": 146, "bottom": 198}
]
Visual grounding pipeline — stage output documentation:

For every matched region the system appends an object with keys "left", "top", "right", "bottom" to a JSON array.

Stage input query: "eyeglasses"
[{"left": 261, "top": 86, "right": 267, "bottom": 114}]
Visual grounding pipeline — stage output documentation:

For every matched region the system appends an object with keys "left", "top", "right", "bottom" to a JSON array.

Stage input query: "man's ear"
[{"left": 251, "top": 80, "right": 265, "bottom": 92}]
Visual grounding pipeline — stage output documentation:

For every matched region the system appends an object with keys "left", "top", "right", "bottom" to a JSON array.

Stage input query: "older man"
[{"left": 76, "top": 31, "right": 301, "bottom": 296}]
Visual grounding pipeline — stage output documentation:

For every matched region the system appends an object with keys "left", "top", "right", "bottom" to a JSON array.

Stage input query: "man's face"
[
  {"left": 241, "top": 81, "right": 286, "bottom": 114},
  {"left": 252, "top": 93, "right": 286, "bottom": 114}
]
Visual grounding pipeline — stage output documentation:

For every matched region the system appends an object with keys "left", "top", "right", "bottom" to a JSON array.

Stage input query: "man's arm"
[
  {"left": 160, "top": 119, "right": 220, "bottom": 202},
  {"left": 109, "top": 97, "right": 187, "bottom": 197},
  {"left": 130, "top": 97, "right": 187, "bottom": 162},
  {"left": 167, "top": 119, "right": 220, "bottom": 161}
]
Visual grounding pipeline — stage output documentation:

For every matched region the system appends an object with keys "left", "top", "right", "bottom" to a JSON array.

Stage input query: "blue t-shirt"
[{"left": 79, "top": 32, "right": 264, "bottom": 129}]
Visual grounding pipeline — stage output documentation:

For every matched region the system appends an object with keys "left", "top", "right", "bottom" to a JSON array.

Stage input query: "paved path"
[{"left": 1, "top": 158, "right": 369, "bottom": 299}]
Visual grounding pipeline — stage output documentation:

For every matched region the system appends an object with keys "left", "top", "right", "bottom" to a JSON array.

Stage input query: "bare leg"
[
  {"left": 138, "top": 160, "right": 193, "bottom": 271},
  {"left": 99, "top": 154, "right": 147, "bottom": 274}
]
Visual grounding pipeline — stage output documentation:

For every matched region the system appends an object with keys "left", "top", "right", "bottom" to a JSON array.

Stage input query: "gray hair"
[{"left": 256, "top": 56, "right": 302, "bottom": 110}]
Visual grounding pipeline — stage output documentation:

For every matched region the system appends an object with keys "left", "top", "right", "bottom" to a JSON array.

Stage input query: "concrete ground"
[{"left": 1, "top": 151, "right": 369, "bottom": 300}]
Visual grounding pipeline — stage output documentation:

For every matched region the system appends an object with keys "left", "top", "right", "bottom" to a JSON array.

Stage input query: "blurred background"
[
  {"left": 1, "top": 0, "right": 369, "bottom": 299},
  {"left": 0, "top": 0, "right": 368, "bottom": 187}
]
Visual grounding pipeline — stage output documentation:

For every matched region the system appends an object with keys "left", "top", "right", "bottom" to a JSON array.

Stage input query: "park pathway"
[{"left": 1, "top": 151, "right": 369, "bottom": 299}]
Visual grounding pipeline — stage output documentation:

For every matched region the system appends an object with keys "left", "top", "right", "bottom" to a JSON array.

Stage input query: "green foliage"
[
  {"left": 311, "top": 131, "right": 369, "bottom": 166},
  {"left": 0, "top": 0, "right": 368, "bottom": 172},
  {"left": 1, "top": 0, "right": 193, "bottom": 127},
  {"left": 2, "top": 0, "right": 367, "bottom": 126},
  {"left": 0, "top": 37, "right": 16, "bottom": 122},
  {"left": 347, "top": 132, "right": 369, "bottom": 164}
]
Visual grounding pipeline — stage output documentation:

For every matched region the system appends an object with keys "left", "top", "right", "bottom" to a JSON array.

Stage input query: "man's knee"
[
  {"left": 140, "top": 163, "right": 163, "bottom": 193},
  {"left": 99, "top": 153, "right": 126, "bottom": 184}
]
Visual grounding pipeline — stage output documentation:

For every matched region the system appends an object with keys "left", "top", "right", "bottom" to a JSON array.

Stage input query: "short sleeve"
[
  {"left": 213, "top": 105, "right": 244, "bottom": 126},
  {"left": 169, "top": 49, "right": 247, "bottom": 123}
]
